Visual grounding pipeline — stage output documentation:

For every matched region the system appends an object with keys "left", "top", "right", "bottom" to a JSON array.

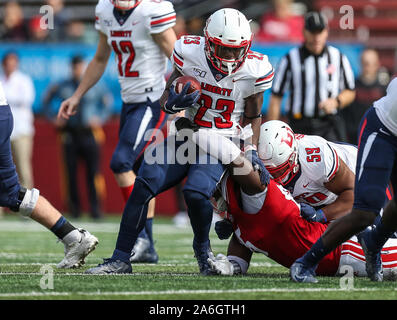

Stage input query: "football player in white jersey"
[
  {"left": 0, "top": 82, "right": 98, "bottom": 268},
  {"left": 291, "top": 77, "right": 397, "bottom": 283},
  {"left": 85, "top": 8, "right": 275, "bottom": 275},
  {"left": 57, "top": 0, "right": 177, "bottom": 263},
  {"left": 258, "top": 120, "right": 358, "bottom": 223}
]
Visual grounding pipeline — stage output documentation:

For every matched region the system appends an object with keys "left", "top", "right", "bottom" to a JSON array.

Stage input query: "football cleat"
[
  {"left": 358, "top": 229, "right": 384, "bottom": 282},
  {"left": 85, "top": 258, "right": 132, "bottom": 274},
  {"left": 290, "top": 260, "right": 318, "bottom": 283},
  {"left": 57, "top": 229, "right": 98, "bottom": 269},
  {"left": 130, "top": 237, "right": 158, "bottom": 263},
  {"left": 194, "top": 242, "right": 216, "bottom": 276}
]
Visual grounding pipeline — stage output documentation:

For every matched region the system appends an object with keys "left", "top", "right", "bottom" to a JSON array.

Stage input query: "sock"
[
  {"left": 50, "top": 216, "right": 76, "bottom": 240},
  {"left": 138, "top": 227, "right": 148, "bottom": 240},
  {"left": 298, "top": 237, "right": 330, "bottom": 269},
  {"left": 369, "top": 218, "right": 396, "bottom": 252},
  {"left": 183, "top": 190, "right": 213, "bottom": 252},
  {"left": 145, "top": 218, "right": 154, "bottom": 250},
  {"left": 114, "top": 178, "right": 152, "bottom": 258},
  {"left": 120, "top": 184, "right": 134, "bottom": 203},
  {"left": 111, "top": 249, "right": 131, "bottom": 264}
]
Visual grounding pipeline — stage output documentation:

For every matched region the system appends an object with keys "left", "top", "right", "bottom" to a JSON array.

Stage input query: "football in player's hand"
[{"left": 174, "top": 76, "right": 201, "bottom": 95}]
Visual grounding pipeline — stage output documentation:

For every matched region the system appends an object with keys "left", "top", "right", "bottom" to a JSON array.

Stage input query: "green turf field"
[{"left": 0, "top": 215, "right": 396, "bottom": 300}]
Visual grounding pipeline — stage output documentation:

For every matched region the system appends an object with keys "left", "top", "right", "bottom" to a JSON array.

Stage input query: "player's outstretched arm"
[
  {"left": 58, "top": 32, "right": 111, "bottom": 120},
  {"left": 175, "top": 118, "right": 269, "bottom": 195},
  {"left": 322, "top": 157, "right": 355, "bottom": 221}
]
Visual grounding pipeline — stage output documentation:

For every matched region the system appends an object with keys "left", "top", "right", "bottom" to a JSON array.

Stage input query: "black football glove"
[
  {"left": 215, "top": 219, "right": 234, "bottom": 240},
  {"left": 175, "top": 117, "right": 200, "bottom": 132}
]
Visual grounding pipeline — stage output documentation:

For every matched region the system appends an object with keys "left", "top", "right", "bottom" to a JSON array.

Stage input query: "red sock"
[{"left": 120, "top": 184, "right": 134, "bottom": 203}]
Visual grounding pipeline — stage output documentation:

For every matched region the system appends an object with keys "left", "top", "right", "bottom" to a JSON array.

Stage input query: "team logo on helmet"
[{"left": 258, "top": 120, "right": 299, "bottom": 185}]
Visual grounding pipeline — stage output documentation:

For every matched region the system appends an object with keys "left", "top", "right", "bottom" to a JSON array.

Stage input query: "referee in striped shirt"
[{"left": 267, "top": 11, "right": 356, "bottom": 142}]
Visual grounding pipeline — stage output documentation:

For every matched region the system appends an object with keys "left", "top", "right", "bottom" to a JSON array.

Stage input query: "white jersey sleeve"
[
  {"left": 374, "top": 77, "right": 397, "bottom": 136},
  {"left": 0, "top": 82, "right": 7, "bottom": 105},
  {"left": 298, "top": 135, "right": 340, "bottom": 185},
  {"left": 170, "top": 37, "right": 186, "bottom": 74},
  {"left": 244, "top": 52, "right": 274, "bottom": 96},
  {"left": 147, "top": 0, "right": 176, "bottom": 34},
  {"left": 94, "top": 0, "right": 107, "bottom": 34}
]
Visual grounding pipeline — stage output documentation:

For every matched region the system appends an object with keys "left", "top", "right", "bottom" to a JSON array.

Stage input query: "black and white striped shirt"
[{"left": 271, "top": 45, "right": 355, "bottom": 119}]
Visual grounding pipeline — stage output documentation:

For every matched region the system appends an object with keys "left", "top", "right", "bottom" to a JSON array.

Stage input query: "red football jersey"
[{"left": 226, "top": 178, "right": 341, "bottom": 276}]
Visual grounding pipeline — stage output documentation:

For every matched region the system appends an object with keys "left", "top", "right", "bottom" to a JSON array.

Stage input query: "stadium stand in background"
[
  {"left": 315, "top": 0, "right": 397, "bottom": 75},
  {"left": 1, "top": 0, "right": 394, "bottom": 216}
]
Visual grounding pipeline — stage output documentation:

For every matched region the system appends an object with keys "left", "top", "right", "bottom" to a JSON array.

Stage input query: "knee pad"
[
  {"left": 354, "top": 184, "right": 387, "bottom": 214},
  {"left": 183, "top": 189, "right": 208, "bottom": 207},
  {"left": 110, "top": 147, "right": 133, "bottom": 174},
  {"left": 15, "top": 187, "right": 40, "bottom": 217}
]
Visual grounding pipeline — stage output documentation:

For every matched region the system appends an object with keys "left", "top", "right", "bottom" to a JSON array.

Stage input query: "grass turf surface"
[{"left": 0, "top": 215, "right": 396, "bottom": 300}]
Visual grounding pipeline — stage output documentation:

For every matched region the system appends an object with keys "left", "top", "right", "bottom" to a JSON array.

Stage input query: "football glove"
[
  {"left": 215, "top": 219, "right": 234, "bottom": 240},
  {"left": 300, "top": 203, "right": 327, "bottom": 223},
  {"left": 163, "top": 83, "right": 200, "bottom": 114},
  {"left": 245, "top": 149, "right": 270, "bottom": 185},
  {"left": 207, "top": 252, "right": 234, "bottom": 276},
  {"left": 175, "top": 117, "right": 200, "bottom": 132}
]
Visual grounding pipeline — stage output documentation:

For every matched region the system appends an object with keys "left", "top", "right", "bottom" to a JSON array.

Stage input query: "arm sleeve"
[
  {"left": 240, "top": 187, "right": 267, "bottom": 214},
  {"left": 149, "top": 1, "right": 176, "bottom": 34},
  {"left": 271, "top": 55, "right": 290, "bottom": 97}
]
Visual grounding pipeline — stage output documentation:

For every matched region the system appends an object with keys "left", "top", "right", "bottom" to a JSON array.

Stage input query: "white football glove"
[{"left": 207, "top": 252, "right": 234, "bottom": 276}]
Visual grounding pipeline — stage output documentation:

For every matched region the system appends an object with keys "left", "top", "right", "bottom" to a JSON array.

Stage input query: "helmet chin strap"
[{"left": 226, "top": 62, "right": 234, "bottom": 75}]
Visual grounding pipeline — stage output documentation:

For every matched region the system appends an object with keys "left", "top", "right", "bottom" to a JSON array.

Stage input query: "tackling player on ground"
[
  {"left": 85, "top": 8, "right": 274, "bottom": 275},
  {"left": 290, "top": 77, "right": 397, "bottom": 283},
  {"left": 178, "top": 121, "right": 397, "bottom": 279},
  {"left": 58, "top": 0, "right": 177, "bottom": 263},
  {"left": 0, "top": 82, "right": 98, "bottom": 268}
]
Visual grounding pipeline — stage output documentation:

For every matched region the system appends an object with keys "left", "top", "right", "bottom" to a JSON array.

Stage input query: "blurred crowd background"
[{"left": 0, "top": 0, "right": 396, "bottom": 218}]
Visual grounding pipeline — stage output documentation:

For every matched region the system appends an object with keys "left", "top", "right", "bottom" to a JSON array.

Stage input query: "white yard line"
[
  {"left": 0, "top": 221, "right": 193, "bottom": 234},
  {"left": 0, "top": 287, "right": 386, "bottom": 298}
]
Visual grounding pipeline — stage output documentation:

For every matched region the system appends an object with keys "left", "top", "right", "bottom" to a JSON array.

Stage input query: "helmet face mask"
[
  {"left": 204, "top": 9, "right": 253, "bottom": 75},
  {"left": 258, "top": 120, "right": 299, "bottom": 186},
  {"left": 112, "top": 0, "right": 141, "bottom": 10}
]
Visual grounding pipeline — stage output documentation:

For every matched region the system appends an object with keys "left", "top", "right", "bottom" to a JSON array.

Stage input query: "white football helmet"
[
  {"left": 204, "top": 8, "right": 253, "bottom": 75},
  {"left": 112, "top": 0, "right": 141, "bottom": 10},
  {"left": 258, "top": 120, "right": 299, "bottom": 185}
]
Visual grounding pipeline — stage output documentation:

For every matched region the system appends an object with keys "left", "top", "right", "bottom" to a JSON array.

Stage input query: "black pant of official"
[
  {"left": 62, "top": 127, "right": 102, "bottom": 219},
  {"left": 289, "top": 114, "right": 348, "bottom": 143}
]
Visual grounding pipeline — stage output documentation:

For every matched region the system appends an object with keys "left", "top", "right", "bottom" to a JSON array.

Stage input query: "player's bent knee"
[
  {"left": 183, "top": 189, "right": 208, "bottom": 207},
  {"left": 110, "top": 152, "right": 132, "bottom": 174},
  {"left": 132, "top": 177, "right": 156, "bottom": 205},
  {"left": 354, "top": 184, "right": 387, "bottom": 215},
  {"left": 18, "top": 188, "right": 40, "bottom": 217}
]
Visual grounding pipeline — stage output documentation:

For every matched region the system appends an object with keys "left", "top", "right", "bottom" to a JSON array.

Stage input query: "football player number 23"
[
  {"left": 111, "top": 40, "right": 139, "bottom": 78},
  {"left": 194, "top": 93, "right": 235, "bottom": 129}
]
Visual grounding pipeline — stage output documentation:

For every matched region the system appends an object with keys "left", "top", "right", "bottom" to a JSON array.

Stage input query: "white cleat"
[{"left": 57, "top": 229, "right": 99, "bottom": 269}]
